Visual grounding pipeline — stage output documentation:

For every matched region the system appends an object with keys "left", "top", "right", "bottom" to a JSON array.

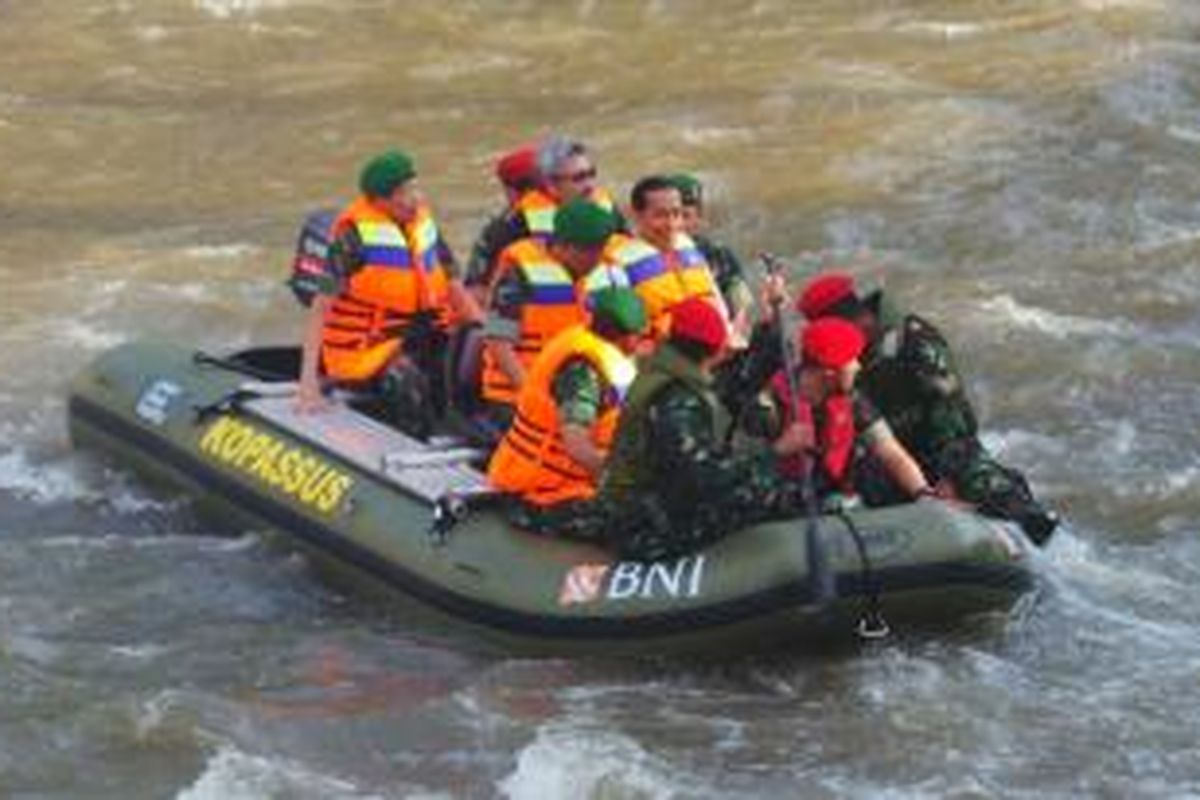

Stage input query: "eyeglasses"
[{"left": 553, "top": 167, "right": 597, "bottom": 184}]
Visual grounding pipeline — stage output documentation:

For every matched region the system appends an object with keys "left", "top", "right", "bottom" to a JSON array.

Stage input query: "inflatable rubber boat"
[{"left": 67, "top": 341, "right": 1035, "bottom": 656}]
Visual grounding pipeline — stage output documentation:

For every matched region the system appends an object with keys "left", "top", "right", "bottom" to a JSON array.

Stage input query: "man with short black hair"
[{"left": 605, "top": 176, "right": 730, "bottom": 343}]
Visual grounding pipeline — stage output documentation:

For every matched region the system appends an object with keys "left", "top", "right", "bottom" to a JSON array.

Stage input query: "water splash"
[
  {"left": 498, "top": 721, "right": 692, "bottom": 799},
  {"left": 0, "top": 447, "right": 171, "bottom": 513},
  {"left": 175, "top": 744, "right": 390, "bottom": 800}
]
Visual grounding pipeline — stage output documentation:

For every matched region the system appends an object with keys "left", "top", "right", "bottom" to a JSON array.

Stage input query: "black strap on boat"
[
  {"left": 193, "top": 350, "right": 285, "bottom": 382},
  {"left": 834, "top": 509, "right": 890, "bottom": 640},
  {"left": 192, "top": 387, "right": 263, "bottom": 425}
]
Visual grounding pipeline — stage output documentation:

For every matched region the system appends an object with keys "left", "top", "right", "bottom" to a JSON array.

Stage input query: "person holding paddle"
[{"left": 747, "top": 316, "right": 936, "bottom": 511}]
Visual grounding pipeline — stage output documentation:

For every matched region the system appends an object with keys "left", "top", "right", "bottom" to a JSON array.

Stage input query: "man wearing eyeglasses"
[{"left": 464, "top": 135, "right": 626, "bottom": 292}]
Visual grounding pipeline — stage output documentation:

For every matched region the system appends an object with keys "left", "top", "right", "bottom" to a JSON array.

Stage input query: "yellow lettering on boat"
[{"left": 196, "top": 415, "right": 354, "bottom": 515}]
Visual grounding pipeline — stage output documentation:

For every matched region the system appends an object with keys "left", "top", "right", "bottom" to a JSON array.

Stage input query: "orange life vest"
[
  {"left": 319, "top": 197, "right": 453, "bottom": 383},
  {"left": 486, "top": 325, "right": 637, "bottom": 507},
  {"left": 769, "top": 370, "right": 857, "bottom": 494},
  {"left": 605, "top": 233, "right": 727, "bottom": 340},
  {"left": 480, "top": 239, "right": 588, "bottom": 406}
]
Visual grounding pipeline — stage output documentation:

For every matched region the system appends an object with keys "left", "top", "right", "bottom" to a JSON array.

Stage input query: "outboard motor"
[{"left": 287, "top": 209, "right": 337, "bottom": 307}]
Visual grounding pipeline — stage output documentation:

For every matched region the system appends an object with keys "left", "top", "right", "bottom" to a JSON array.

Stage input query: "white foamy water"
[
  {"left": 498, "top": 721, "right": 694, "bottom": 800},
  {"left": 175, "top": 745, "right": 389, "bottom": 800},
  {"left": 182, "top": 244, "right": 263, "bottom": 260},
  {"left": 193, "top": 0, "right": 301, "bottom": 19},
  {"left": 0, "top": 447, "right": 170, "bottom": 512},
  {"left": 977, "top": 295, "right": 1132, "bottom": 340}
]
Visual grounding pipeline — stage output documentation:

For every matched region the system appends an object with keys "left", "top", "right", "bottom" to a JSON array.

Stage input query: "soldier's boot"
[
  {"left": 976, "top": 474, "right": 1058, "bottom": 546},
  {"left": 1014, "top": 503, "right": 1059, "bottom": 546}
]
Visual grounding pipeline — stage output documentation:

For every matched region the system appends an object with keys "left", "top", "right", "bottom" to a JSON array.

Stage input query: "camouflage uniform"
[
  {"left": 855, "top": 291, "right": 1056, "bottom": 543},
  {"left": 464, "top": 210, "right": 513, "bottom": 290},
  {"left": 692, "top": 233, "right": 754, "bottom": 321},
  {"left": 599, "top": 343, "right": 799, "bottom": 562}
]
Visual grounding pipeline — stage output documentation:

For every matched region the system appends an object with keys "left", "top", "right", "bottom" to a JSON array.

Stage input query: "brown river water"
[{"left": 2, "top": 1, "right": 1200, "bottom": 797}]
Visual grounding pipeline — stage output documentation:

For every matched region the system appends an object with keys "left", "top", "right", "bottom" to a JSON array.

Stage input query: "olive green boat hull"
[{"left": 67, "top": 341, "right": 1035, "bottom": 657}]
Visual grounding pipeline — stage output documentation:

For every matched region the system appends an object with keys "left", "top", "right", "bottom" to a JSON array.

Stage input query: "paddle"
[{"left": 758, "top": 253, "right": 836, "bottom": 610}]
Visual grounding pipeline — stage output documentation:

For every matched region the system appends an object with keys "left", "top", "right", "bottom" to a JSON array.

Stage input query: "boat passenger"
[
  {"left": 296, "top": 149, "right": 482, "bottom": 438},
  {"left": 599, "top": 298, "right": 810, "bottom": 562},
  {"left": 463, "top": 142, "right": 541, "bottom": 305},
  {"left": 604, "top": 175, "right": 736, "bottom": 345},
  {"left": 478, "top": 198, "right": 627, "bottom": 437},
  {"left": 747, "top": 316, "right": 936, "bottom": 511},
  {"left": 797, "top": 272, "right": 1058, "bottom": 544},
  {"left": 464, "top": 135, "right": 625, "bottom": 292},
  {"left": 668, "top": 172, "right": 755, "bottom": 329},
  {"left": 486, "top": 287, "right": 647, "bottom": 540}
]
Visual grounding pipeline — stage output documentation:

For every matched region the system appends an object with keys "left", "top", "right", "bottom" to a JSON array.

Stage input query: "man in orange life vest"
[
  {"left": 297, "top": 150, "right": 481, "bottom": 437},
  {"left": 605, "top": 175, "right": 745, "bottom": 346},
  {"left": 750, "top": 316, "right": 935, "bottom": 509},
  {"left": 486, "top": 286, "right": 647, "bottom": 540},
  {"left": 478, "top": 197, "right": 623, "bottom": 436},
  {"left": 464, "top": 135, "right": 625, "bottom": 292}
]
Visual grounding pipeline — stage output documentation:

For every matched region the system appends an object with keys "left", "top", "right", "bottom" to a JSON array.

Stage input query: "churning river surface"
[{"left": 3, "top": 0, "right": 1200, "bottom": 797}]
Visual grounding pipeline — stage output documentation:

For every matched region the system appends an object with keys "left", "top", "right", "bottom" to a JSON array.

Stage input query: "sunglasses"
[{"left": 554, "top": 167, "right": 598, "bottom": 184}]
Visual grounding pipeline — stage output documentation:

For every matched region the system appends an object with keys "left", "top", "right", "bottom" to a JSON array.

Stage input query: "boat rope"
[{"left": 833, "top": 509, "right": 890, "bottom": 640}]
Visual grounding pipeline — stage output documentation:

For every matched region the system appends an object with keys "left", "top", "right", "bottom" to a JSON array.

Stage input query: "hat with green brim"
[
  {"left": 591, "top": 287, "right": 647, "bottom": 335},
  {"left": 553, "top": 197, "right": 616, "bottom": 247},
  {"left": 668, "top": 173, "right": 703, "bottom": 207},
  {"left": 359, "top": 150, "right": 416, "bottom": 198}
]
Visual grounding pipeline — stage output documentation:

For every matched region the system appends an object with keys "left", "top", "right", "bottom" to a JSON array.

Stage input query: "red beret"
[
  {"left": 669, "top": 297, "right": 728, "bottom": 352},
  {"left": 495, "top": 144, "right": 539, "bottom": 188},
  {"left": 797, "top": 272, "right": 858, "bottom": 320},
  {"left": 801, "top": 317, "right": 865, "bottom": 369}
]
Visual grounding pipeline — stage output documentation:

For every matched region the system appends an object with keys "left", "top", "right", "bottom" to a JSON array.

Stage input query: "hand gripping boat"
[{"left": 67, "top": 341, "right": 1035, "bottom": 657}]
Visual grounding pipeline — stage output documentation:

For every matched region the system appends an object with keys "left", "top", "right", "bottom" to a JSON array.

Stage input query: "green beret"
[
  {"left": 359, "top": 150, "right": 416, "bottom": 198},
  {"left": 553, "top": 198, "right": 616, "bottom": 247},
  {"left": 668, "top": 173, "right": 703, "bottom": 207},
  {"left": 591, "top": 287, "right": 647, "bottom": 336}
]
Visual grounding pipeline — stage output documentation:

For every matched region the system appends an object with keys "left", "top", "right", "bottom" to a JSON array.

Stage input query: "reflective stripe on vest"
[
  {"left": 769, "top": 370, "right": 857, "bottom": 493},
  {"left": 320, "top": 197, "right": 452, "bottom": 382},
  {"left": 481, "top": 240, "right": 587, "bottom": 406},
  {"left": 486, "top": 325, "right": 636, "bottom": 506},
  {"left": 515, "top": 187, "right": 618, "bottom": 241},
  {"left": 608, "top": 233, "right": 725, "bottom": 339}
]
